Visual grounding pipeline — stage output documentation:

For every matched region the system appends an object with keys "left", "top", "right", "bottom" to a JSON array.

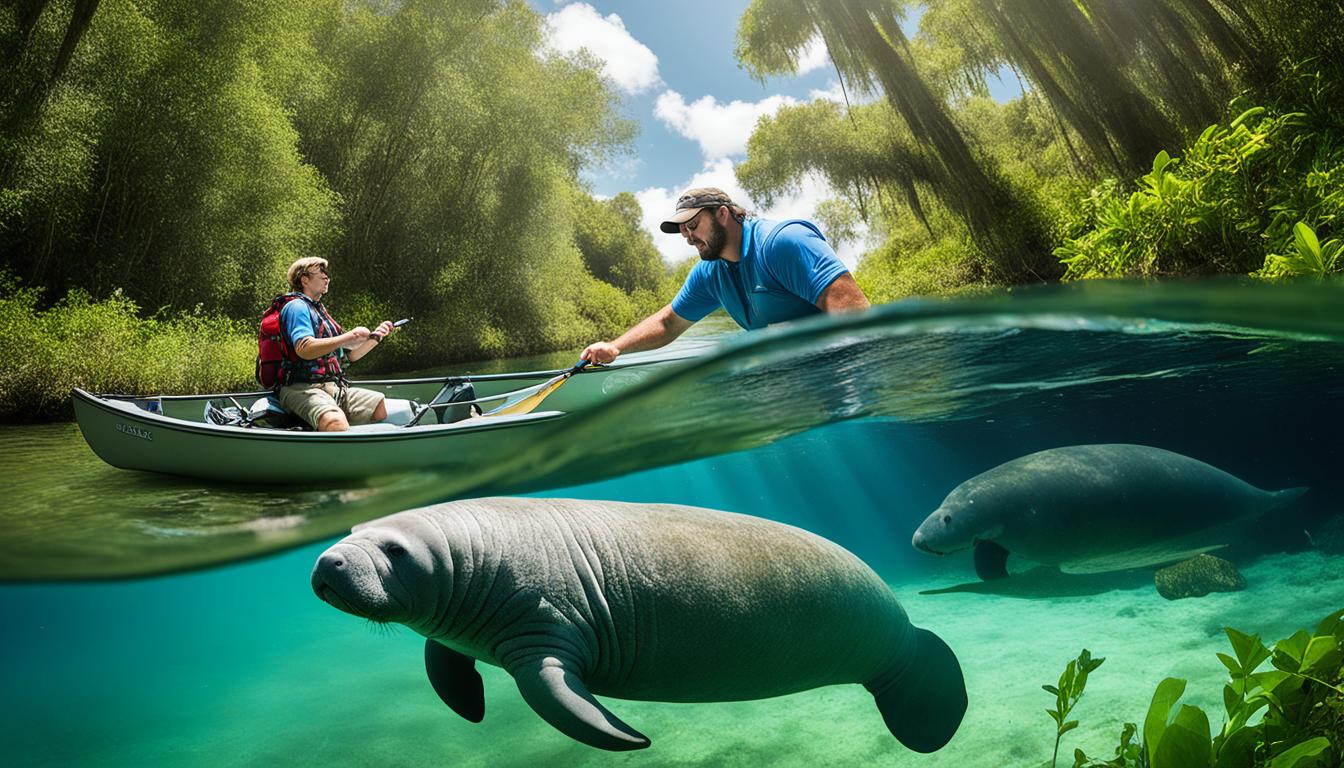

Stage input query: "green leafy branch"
[
  {"left": 1045, "top": 648, "right": 1106, "bottom": 768},
  {"left": 1054, "top": 609, "right": 1344, "bottom": 768},
  {"left": 1259, "top": 221, "right": 1344, "bottom": 278}
]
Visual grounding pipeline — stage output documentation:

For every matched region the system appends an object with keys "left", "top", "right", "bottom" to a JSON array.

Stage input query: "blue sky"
[{"left": 531, "top": 1, "right": 1019, "bottom": 265}]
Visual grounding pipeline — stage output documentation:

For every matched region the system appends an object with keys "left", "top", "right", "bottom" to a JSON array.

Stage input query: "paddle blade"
[{"left": 487, "top": 373, "right": 570, "bottom": 416}]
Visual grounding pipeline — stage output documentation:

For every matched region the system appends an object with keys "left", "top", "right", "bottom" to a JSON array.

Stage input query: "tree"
[
  {"left": 1, "top": 0, "right": 339, "bottom": 316},
  {"left": 737, "top": 0, "right": 1052, "bottom": 279},
  {"left": 289, "top": 0, "right": 640, "bottom": 359},
  {"left": 917, "top": 0, "right": 1268, "bottom": 176},
  {"left": 573, "top": 191, "right": 671, "bottom": 295}
]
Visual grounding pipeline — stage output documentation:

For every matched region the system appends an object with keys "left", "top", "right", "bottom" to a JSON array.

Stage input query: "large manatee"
[
  {"left": 311, "top": 497, "right": 967, "bottom": 753},
  {"left": 911, "top": 444, "right": 1306, "bottom": 580}
]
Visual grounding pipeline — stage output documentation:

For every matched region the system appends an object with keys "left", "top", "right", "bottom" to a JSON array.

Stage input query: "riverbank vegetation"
[
  {"left": 0, "top": 273, "right": 255, "bottom": 418},
  {"left": 1, "top": 0, "right": 671, "bottom": 419},
  {"left": 736, "top": 0, "right": 1344, "bottom": 302}
]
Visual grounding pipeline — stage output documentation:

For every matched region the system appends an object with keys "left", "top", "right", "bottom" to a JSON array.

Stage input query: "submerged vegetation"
[
  {"left": 1045, "top": 609, "right": 1344, "bottom": 768},
  {"left": 1047, "top": 649, "right": 1108, "bottom": 768}
]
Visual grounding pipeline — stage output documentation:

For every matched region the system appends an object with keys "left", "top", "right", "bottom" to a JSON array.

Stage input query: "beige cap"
[{"left": 659, "top": 187, "right": 737, "bottom": 233}]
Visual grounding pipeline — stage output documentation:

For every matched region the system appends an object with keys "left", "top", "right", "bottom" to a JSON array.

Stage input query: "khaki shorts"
[{"left": 278, "top": 382, "right": 384, "bottom": 428}]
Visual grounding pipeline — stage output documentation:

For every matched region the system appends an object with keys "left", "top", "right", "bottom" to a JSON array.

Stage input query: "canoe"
[{"left": 72, "top": 346, "right": 703, "bottom": 484}]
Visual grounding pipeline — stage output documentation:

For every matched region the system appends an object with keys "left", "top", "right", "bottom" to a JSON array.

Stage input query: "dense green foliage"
[
  {"left": 285, "top": 0, "right": 658, "bottom": 365},
  {"left": 0, "top": 274, "right": 254, "bottom": 420},
  {"left": 738, "top": 92, "right": 1085, "bottom": 300},
  {"left": 1, "top": 0, "right": 674, "bottom": 417},
  {"left": 734, "top": 0, "right": 1344, "bottom": 294},
  {"left": 1057, "top": 68, "right": 1344, "bottom": 279},
  {"left": 737, "top": 0, "right": 1047, "bottom": 276},
  {"left": 1045, "top": 609, "right": 1344, "bottom": 768},
  {"left": 572, "top": 191, "right": 677, "bottom": 299},
  {"left": 2, "top": 0, "right": 340, "bottom": 316}
]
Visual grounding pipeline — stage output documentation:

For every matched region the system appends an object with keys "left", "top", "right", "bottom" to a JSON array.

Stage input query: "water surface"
[{"left": 3, "top": 281, "right": 1342, "bottom": 766}]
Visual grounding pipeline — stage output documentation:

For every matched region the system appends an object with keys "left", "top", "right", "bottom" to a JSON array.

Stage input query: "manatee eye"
[
  {"left": 384, "top": 542, "right": 407, "bottom": 557},
  {"left": 942, "top": 514, "right": 952, "bottom": 525}
]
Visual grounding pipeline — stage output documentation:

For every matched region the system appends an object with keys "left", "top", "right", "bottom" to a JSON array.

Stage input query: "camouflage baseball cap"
[{"left": 659, "top": 187, "right": 737, "bottom": 233}]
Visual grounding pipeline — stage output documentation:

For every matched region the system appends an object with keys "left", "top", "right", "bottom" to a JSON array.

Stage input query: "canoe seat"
[{"left": 345, "top": 423, "right": 402, "bottom": 433}]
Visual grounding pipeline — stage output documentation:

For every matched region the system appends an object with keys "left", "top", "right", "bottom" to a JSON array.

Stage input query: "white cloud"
[
  {"left": 654, "top": 90, "right": 801, "bottom": 160},
  {"left": 635, "top": 158, "right": 869, "bottom": 270},
  {"left": 808, "top": 80, "right": 847, "bottom": 103},
  {"left": 796, "top": 35, "right": 830, "bottom": 75},
  {"left": 543, "top": 4, "right": 661, "bottom": 94}
]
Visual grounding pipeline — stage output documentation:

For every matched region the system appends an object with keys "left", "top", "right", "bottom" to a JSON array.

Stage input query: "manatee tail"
[{"left": 865, "top": 627, "right": 967, "bottom": 753}]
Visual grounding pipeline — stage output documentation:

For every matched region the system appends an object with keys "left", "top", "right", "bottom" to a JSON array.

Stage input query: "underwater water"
[{"left": 3, "top": 281, "right": 1344, "bottom": 766}]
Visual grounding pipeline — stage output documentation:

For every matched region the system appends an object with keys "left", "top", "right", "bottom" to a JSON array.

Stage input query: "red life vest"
[{"left": 256, "top": 293, "right": 345, "bottom": 390}]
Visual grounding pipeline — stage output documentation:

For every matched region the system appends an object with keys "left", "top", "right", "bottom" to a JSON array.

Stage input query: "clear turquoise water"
[{"left": 3, "top": 281, "right": 1343, "bottom": 766}]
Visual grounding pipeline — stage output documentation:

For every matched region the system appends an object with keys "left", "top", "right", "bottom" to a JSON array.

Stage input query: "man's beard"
[{"left": 697, "top": 216, "right": 729, "bottom": 261}]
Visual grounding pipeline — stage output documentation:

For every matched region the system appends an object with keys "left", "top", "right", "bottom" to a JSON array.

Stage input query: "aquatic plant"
[
  {"left": 1259, "top": 222, "right": 1344, "bottom": 278},
  {"left": 1045, "top": 649, "right": 1107, "bottom": 768},
  {"left": 1052, "top": 608, "right": 1344, "bottom": 768}
]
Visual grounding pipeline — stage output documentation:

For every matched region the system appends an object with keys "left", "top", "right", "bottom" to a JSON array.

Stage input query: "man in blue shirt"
[{"left": 581, "top": 187, "right": 869, "bottom": 364}]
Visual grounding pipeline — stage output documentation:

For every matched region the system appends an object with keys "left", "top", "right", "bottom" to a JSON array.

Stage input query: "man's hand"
[
  {"left": 581, "top": 341, "right": 621, "bottom": 365},
  {"left": 369, "top": 320, "right": 396, "bottom": 341},
  {"left": 580, "top": 306, "right": 693, "bottom": 364},
  {"left": 343, "top": 326, "right": 371, "bottom": 349}
]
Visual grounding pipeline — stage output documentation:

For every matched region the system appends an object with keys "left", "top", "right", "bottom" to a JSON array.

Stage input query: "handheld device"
[{"left": 372, "top": 317, "right": 412, "bottom": 342}]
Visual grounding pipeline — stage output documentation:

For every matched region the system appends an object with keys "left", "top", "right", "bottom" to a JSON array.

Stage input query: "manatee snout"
[
  {"left": 912, "top": 507, "right": 969, "bottom": 556},
  {"left": 911, "top": 530, "right": 941, "bottom": 555},
  {"left": 310, "top": 543, "right": 394, "bottom": 621},
  {"left": 311, "top": 551, "right": 353, "bottom": 608}
]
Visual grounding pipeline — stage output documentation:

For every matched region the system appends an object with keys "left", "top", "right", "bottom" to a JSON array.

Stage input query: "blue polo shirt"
[{"left": 670, "top": 218, "right": 848, "bottom": 330}]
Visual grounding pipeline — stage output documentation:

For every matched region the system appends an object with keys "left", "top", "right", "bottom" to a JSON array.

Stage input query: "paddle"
[{"left": 486, "top": 359, "right": 592, "bottom": 416}]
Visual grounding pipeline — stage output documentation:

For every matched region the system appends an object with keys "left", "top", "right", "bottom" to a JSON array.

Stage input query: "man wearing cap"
[{"left": 580, "top": 187, "right": 869, "bottom": 364}]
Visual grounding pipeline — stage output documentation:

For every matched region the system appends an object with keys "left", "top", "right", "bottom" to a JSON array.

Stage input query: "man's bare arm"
[
  {"left": 295, "top": 331, "right": 362, "bottom": 360},
  {"left": 581, "top": 304, "right": 695, "bottom": 364},
  {"left": 346, "top": 321, "right": 395, "bottom": 362},
  {"left": 816, "top": 273, "right": 870, "bottom": 313}
]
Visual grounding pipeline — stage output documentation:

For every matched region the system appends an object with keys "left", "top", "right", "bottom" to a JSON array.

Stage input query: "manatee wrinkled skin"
[
  {"left": 312, "top": 497, "right": 966, "bottom": 753},
  {"left": 911, "top": 444, "right": 1306, "bottom": 579}
]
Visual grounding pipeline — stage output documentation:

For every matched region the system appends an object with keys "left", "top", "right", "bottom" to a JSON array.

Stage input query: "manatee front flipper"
[
  {"left": 425, "top": 639, "right": 485, "bottom": 723},
  {"left": 866, "top": 627, "right": 967, "bottom": 753},
  {"left": 974, "top": 539, "right": 1010, "bottom": 580},
  {"left": 512, "top": 656, "right": 649, "bottom": 751}
]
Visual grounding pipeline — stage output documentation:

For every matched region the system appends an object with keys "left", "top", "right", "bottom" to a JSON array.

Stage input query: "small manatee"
[{"left": 912, "top": 444, "right": 1305, "bottom": 580}]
